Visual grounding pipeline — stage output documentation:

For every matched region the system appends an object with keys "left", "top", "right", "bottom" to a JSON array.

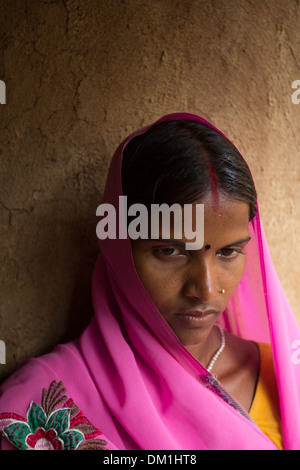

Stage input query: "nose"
[{"left": 183, "top": 257, "right": 218, "bottom": 302}]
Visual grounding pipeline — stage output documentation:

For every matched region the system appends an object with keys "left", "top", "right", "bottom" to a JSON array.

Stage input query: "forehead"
[
  {"left": 164, "top": 193, "right": 250, "bottom": 246},
  {"left": 200, "top": 194, "right": 250, "bottom": 242}
]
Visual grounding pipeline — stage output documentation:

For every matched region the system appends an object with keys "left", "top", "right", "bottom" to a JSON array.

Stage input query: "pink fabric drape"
[{"left": 1, "top": 113, "right": 300, "bottom": 450}]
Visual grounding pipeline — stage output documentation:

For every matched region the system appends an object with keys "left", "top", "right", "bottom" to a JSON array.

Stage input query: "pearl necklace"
[{"left": 206, "top": 324, "right": 225, "bottom": 374}]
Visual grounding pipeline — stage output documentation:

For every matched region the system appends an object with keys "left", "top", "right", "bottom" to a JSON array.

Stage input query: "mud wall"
[{"left": 1, "top": 0, "right": 300, "bottom": 381}]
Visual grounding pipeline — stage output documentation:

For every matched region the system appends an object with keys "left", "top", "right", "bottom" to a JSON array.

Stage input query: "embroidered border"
[{"left": 198, "top": 375, "right": 255, "bottom": 423}]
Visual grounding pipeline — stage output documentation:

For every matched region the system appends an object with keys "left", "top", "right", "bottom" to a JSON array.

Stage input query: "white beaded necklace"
[{"left": 206, "top": 324, "right": 225, "bottom": 374}]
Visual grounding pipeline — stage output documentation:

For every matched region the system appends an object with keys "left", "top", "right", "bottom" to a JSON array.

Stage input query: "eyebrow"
[
  {"left": 146, "top": 236, "right": 252, "bottom": 247},
  {"left": 147, "top": 238, "right": 186, "bottom": 245},
  {"left": 224, "top": 236, "right": 252, "bottom": 246}
]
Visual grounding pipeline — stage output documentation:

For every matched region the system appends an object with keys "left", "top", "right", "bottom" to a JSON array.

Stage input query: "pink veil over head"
[{"left": 1, "top": 113, "right": 300, "bottom": 450}]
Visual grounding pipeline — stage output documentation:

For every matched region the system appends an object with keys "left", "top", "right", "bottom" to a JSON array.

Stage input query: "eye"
[
  {"left": 217, "top": 247, "right": 244, "bottom": 259},
  {"left": 159, "top": 247, "right": 177, "bottom": 256},
  {"left": 154, "top": 245, "right": 186, "bottom": 258}
]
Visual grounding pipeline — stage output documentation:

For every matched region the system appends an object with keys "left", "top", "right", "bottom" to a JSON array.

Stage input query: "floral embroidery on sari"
[{"left": 0, "top": 380, "right": 107, "bottom": 450}]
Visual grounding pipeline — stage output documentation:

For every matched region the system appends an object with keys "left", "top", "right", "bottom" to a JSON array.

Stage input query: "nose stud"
[{"left": 217, "top": 288, "right": 225, "bottom": 295}]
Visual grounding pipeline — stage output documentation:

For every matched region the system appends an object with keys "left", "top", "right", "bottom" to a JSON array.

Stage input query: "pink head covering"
[{"left": 1, "top": 113, "right": 300, "bottom": 450}]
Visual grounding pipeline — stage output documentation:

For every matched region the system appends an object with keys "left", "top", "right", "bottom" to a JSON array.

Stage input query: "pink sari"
[{"left": 1, "top": 113, "right": 300, "bottom": 450}]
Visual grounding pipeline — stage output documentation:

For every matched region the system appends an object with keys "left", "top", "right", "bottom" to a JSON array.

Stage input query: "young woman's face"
[{"left": 131, "top": 192, "right": 251, "bottom": 350}]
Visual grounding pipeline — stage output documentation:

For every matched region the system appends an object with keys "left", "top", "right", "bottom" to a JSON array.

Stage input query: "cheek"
[
  {"left": 132, "top": 256, "right": 179, "bottom": 312},
  {"left": 223, "top": 257, "right": 246, "bottom": 293},
  {"left": 132, "top": 254, "right": 164, "bottom": 300},
  {"left": 138, "top": 269, "right": 178, "bottom": 310}
]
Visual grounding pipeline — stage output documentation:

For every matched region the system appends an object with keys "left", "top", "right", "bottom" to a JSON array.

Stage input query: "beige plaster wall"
[{"left": 0, "top": 0, "right": 300, "bottom": 382}]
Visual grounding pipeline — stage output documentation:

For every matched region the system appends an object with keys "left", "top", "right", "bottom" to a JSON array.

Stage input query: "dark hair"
[{"left": 122, "top": 119, "right": 257, "bottom": 220}]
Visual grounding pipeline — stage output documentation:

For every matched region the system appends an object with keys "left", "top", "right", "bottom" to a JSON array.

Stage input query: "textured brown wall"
[{"left": 1, "top": 0, "right": 300, "bottom": 382}]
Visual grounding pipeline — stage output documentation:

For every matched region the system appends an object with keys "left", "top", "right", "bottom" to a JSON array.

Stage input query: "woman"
[{"left": 0, "top": 113, "right": 299, "bottom": 450}]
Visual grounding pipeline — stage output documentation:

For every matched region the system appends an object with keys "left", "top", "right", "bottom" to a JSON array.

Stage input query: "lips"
[
  {"left": 176, "top": 310, "right": 219, "bottom": 317},
  {"left": 174, "top": 310, "right": 219, "bottom": 327}
]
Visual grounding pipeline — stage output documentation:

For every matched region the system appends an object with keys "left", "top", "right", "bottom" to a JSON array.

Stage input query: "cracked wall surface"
[{"left": 0, "top": 0, "right": 300, "bottom": 381}]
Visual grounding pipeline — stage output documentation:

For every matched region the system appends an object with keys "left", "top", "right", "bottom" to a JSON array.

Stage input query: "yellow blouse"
[{"left": 249, "top": 342, "right": 283, "bottom": 450}]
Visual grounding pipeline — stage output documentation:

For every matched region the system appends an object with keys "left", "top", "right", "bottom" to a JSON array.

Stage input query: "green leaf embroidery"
[
  {"left": 46, "top": 408, "right": 71, "bottom": 434},
  {"left": 61, "top": 430, "right": 85, "bottom": 450},
  {"left": 3, "top": 422, "right": 31, "bottom": 450},
  {"left": 27, "top": 402, "right": 47, "bottom": 433}
]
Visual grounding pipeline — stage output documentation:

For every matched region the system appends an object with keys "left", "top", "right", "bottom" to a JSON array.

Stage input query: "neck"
[{"left": 184, "top": 324, "right": 221, "bottom": 367}]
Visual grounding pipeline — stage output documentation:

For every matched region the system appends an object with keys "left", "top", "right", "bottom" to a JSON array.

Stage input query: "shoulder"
[{"left": 0, "top": 342, "right": 82, "bottom": 415}]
